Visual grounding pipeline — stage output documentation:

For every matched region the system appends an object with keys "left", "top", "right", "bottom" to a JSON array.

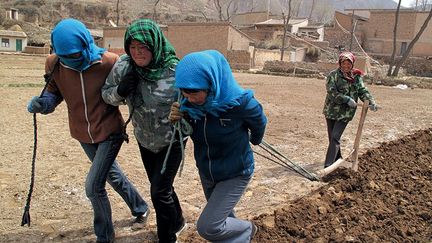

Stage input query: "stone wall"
[{"left": 23, "top": 46, "right": 50, "bottom": 55}]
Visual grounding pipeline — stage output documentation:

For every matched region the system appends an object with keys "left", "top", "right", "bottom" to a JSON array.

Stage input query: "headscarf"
[
  {"left": 338, "top": 51, "right": 355, "bottom": 65},
  {"left": 175, "top": 50, "right": 252, "bottom": 119},
  {"left": 51, "top": 18, "right": 105, "bottom": 71},
  {"left": 124, "top": 19, "right": 179, "bottom": 81},
  {"left": 338, "top": 51, "right": 363, "bottom": 82}
]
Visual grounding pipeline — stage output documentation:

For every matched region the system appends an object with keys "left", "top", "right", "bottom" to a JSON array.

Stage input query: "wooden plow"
[
  {"left": 254, "top": 100, "right": 370, "bottom": 181},
  {"left": 315, "top": 100, "right": 369, "bottom": 177}
]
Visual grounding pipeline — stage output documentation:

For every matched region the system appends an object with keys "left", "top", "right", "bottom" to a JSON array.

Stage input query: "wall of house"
[
  {"left": 253, "top": 48, "right": 290, "bottom": 68},
  {"left": 103, "top": 27, "right": 127, "bottom": 55},
  {"left": 227, "top": 27, "right": 252, "bottom": 51},
  {"left": 0, "top": 37, "right": 27, "bottom": 52},
  {"left": 364, "top": 11, "right": 432, "bottom": 56},
  {"left": 24, "top": 46, "right": 50, "bottom": 54},
  {"left": 227, "top": 50, "right": 250, "bottom": 70},
  {"left": 290, "top": 21, "right": 308, "bottom": 34},
  {"left": 240, "top": 29, "right": 276, "bottom": 42},
  {"left": 335, "top": 12, "right": 352, "bottom": 30},
  {"left": 166, "top": 23, "right": 229, "bottom": 58},
  {"left": 230, "top": 12, "right": 269, "bottom": 26},
  {"left": 324, "top": 26, "right": 364, "bottom": 52}
]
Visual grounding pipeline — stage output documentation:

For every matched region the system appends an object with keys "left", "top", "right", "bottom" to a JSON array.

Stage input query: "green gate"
[{"left": 16, "top": 39, "right": 22, "bottom": 51}]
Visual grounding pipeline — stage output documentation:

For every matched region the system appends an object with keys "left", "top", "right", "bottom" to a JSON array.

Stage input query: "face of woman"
[
  {"left": 182, "top": 90, "right": 208, "bottom": 105},
  {"left": 129, "top": 40, "right": 152, "bottom": 67},
  {"left": 340, "top": 60, "right": 353, "bottom": 73}
]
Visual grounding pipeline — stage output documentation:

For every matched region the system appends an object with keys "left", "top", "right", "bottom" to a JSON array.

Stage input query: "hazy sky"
[{"left": 395, "top": 0, "right": 414, "bottom": 7}]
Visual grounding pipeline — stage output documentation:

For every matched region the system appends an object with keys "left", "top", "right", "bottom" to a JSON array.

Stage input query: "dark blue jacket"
[{"left": 188, "top": 93, "right": 267, "bottom": 182}]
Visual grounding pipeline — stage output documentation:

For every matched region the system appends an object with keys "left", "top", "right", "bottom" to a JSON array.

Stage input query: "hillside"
[{"left": 0, "top": 0, "right": 400, "bottom": 45}]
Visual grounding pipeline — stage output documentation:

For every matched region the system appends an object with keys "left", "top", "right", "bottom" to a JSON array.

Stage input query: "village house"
[
  {"left": 0, "top": 26, "right": 27, "bottom": 52},
  {"left": 326, "top": 9, "right": 432, "bottom": 57},
  {"left": 103, "top": 22, "right": 254, "bottom": 69},
  {"left": 364, "top": 9, "right": 432, "bottom": 57}
]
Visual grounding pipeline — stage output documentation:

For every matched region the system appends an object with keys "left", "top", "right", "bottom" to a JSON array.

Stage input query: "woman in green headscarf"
[{"left": 102, "top": 19, "right": 186, "bottom": 243}]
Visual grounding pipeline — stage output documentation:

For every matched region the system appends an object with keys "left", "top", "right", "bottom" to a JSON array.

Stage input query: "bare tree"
[
  {"left": 387, "top": 0, "right": 402, "bottom": 76},
  {"left": 280, "top": 0, "right": 292, "bottom": 61},
  {"left": 225, "top": 0, "right": 239, "bottom": 21},
  {"left": 214, "top": 0, "right": 224, "bottom": 21},
  {"left": 116, "top": 0, "right": 120, "bottom": 26},
  {"left": 213, "top": 0, "right": 241, "bottom": 21},
  {"left": 153, "top": 0, "right": 161, "bottom": 22},
  {"left": 391, "top": 8, "right": 432, "bottom": 76},
  {"left": 308, "top": 0, "right": 316, "bottom": 21},
  {"left": 416, "top": 0, "right": 432, "bottom": 11},
  {"left": 290, "top": 0, "right": 302, "bottom": 17},
  {"left": 311, "top": 0, "right": 333, "bottom": 24}
]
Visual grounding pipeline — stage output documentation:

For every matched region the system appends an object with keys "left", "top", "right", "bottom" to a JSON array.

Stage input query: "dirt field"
[{"left": 0, "top": 53, "right": 431, "bottom": 242}]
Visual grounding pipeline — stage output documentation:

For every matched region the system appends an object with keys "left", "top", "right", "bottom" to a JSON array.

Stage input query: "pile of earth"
[
  {"left": 253, "top": 128, "right": 432, "bottom": 242},
  {"left": 181, "top": 128, "right": 432, "bottom": 242}
]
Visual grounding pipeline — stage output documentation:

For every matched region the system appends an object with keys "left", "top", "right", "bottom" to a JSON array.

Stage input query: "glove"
[
  {"left": 27, "top": 96, "right": 45, "bottom": 113},
  {"left": 369, "top": 103, "right": 378, "bottom": 112},
  {"left": 117, "top": 70, "right": 138, "bottom": 97},
  {"left": 169, "top": 102, "right": 184, "bottom": 123},
  {"left": 347, "top": 98, "right": 357, "bottom": 108}
]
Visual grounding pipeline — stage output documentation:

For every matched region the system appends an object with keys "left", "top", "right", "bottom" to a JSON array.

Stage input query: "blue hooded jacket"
[{"left": 175, "top": 50, "right": 267, "bottom": 182}]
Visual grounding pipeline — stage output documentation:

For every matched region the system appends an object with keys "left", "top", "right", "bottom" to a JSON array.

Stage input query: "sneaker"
[
  {"left": 175, "top": 219, "right": 187, "bottom": 238},
  {"left": 131, "top": 209, "right": 150, "bottom": 231},
  {"left": 250, "top": 222, "right": 257, "bottom": 242}
]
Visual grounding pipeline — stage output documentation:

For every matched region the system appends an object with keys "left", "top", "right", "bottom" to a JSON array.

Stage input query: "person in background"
[
  {"left": 169, "top": 50, "right": 267, "bottom": 242},
  {"left": 26, "top": 18, "right": 149, "bottom": 243},
  {"left": 323, "top": 51, "right": 378, "bottom": 168},
  {"left": 101, "top": 19, "right": 186, "bottom": 243}
]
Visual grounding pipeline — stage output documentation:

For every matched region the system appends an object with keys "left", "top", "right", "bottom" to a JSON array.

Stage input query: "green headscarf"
[{"left": 124, "top": 19, "right": 179, "bottom": 81}]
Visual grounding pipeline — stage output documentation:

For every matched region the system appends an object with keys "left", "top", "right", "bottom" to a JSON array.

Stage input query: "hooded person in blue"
[
  {"left": 51, "top": 18, "right": 105, "bottom": 71},
  {"left": 26, "top": 18, "right": 150, "bottom": 243},
  {"left": 169, "top": 50, "right": 267, "bottom": 242}
]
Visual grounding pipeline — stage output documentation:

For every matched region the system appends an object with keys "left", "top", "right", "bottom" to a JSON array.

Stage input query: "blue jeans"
[
  {"left": 197, "top": 173, "right": 254, "bottom": 243},
  {"left": 80, "top": 133, "right": 149, "bottom": 242}
]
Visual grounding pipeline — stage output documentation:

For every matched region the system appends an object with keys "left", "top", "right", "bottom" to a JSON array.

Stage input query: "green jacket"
[{"left": 323, "top": 69, "right": 374, "bottom": 122}]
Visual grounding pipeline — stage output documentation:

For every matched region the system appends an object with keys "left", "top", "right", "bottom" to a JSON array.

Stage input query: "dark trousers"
[
  {"left": 324, "top": 119, "right": 348, "bottom": 168},
  {"left": 138, "top": 140, "right": 185, "bottom": 243}
]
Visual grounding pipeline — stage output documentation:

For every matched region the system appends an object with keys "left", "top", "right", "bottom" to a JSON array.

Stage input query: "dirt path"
[{"left": 0, "top": 53, "right": 431, "bottom": 242}]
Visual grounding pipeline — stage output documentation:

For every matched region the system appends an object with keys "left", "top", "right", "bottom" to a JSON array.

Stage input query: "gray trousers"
[
  {"left": 197, "top": 172, "right": 254, "bottom": 243},
  {"left": 324, "top": 118, "right": 348, "bottom": 168}
]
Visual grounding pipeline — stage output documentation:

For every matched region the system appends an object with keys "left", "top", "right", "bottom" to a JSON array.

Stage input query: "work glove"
[
  {"left": 347, "top": 98, "right": 357, "bottom": 108},
  {"left": 117, "top": 70, "right": 139, "bottom": 97},
  {"left": 369, "top": 102, "right": 378, "bottom": 112},
  {"left": 27, "top": 96, "right": 46, "bottom": 114},
  {"left": 169, "top": 102, "right": 184, "bottom": 123}
]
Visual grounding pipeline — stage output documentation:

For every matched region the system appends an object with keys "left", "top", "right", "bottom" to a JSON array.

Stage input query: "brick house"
[
  {"left": 364, "top": 9, "right": 432, "bottom": 56},
  {"left": 103, "top": 22, "right": 254, "bottom": 69}
]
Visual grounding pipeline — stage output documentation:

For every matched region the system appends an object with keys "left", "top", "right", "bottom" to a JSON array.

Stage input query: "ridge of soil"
[{"left": 251, "top": 128, "right": 432, "bottom": 242}]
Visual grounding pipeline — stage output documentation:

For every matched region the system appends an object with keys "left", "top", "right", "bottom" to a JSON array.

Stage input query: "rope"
[
  {"left": 255, "top": 140, "right": 319, "bottom": 181},
  {"left": 160, "top": 93, "right": 193, "bottom": 175},
  {"left": 21, "top": 60, "right": 59, "bottom": 226},
  {"left": 334, "top": 17, "right": 382, "bottom": 66}
]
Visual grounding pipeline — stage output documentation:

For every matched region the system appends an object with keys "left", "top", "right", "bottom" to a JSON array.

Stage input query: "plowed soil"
[{"left": 0, "top": 53, "right": 431, "bottom": 242}]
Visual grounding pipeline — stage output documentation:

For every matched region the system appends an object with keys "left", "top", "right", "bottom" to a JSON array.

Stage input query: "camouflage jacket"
[
  {"left": 102, "top": 55, "right": 178, "bottom": 153},
  {"left": 323, "top": 69, "right": 374, "bottom": 122}
]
